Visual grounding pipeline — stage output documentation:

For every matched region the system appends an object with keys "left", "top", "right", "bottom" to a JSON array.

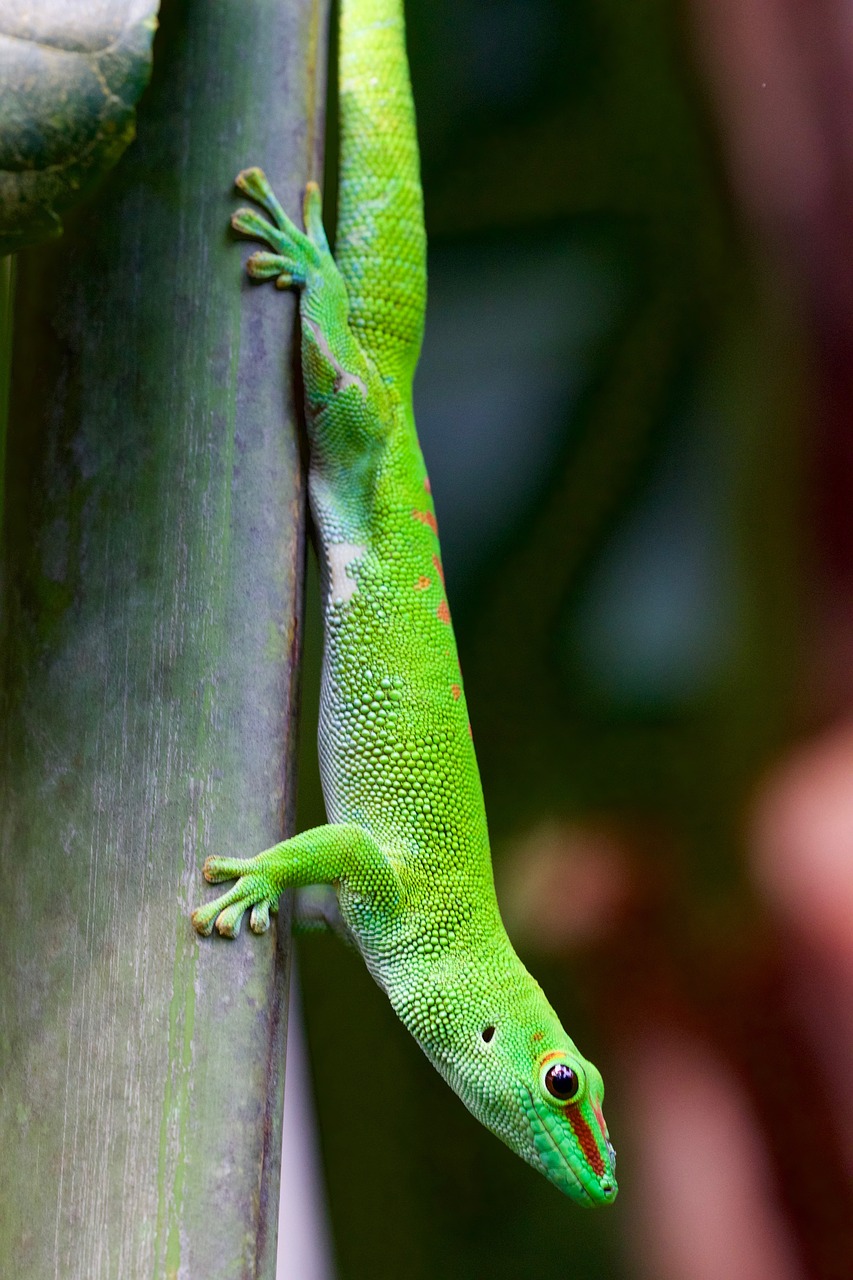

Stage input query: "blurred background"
[{"left": 282, "top": 0, "right": 853, "bottom": 1277}]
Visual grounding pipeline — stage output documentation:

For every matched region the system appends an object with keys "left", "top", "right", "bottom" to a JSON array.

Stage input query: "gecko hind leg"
[
  {"left": 231, "top": 169, "right": 390, "bottom": 461},
  {"left": 232, "top": 170, "right": 330, "bottom": 290},
  {"left": 232, "top": 172, "right": 353, "bottom": 351}
]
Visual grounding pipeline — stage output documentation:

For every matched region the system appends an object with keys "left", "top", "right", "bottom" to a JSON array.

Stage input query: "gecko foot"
[
  {"left": 232, "top": 169, "right": 329, "bottom": 291},
  {"left": 191, "top": 852, "right": 281, "bottom": 939}
]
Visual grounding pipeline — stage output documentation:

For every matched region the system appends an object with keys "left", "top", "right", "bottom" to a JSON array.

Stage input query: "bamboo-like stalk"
[
  {"left": 0, "top": 0, "right": 329, "bottom": 1275},
  {"left": 0, "top": 254, "right": 13, "bottom": 542}
]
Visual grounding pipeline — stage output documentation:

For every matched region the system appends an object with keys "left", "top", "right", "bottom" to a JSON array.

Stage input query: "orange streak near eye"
[
  {"left": 436, "top": 600, "right": 450, "bottom": 624},
  {"left": 540, "top": 1050, "right": 563, "bottom": 1067},
  {"left": 566, "top": 1107, "right": 607, "bottom": 1177}
]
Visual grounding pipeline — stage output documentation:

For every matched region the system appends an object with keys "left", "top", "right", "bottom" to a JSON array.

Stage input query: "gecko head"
[
  {"left": 450, "top": 1008, "right": 618, "bottom": 1206},
  {"left": 517, "top": 1043, "right": 617, "bottom": 1205}
]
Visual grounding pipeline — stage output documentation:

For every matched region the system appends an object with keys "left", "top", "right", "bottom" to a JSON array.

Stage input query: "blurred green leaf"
[{"left": 0, "top": 0, "right": 158, "bottom": 254}]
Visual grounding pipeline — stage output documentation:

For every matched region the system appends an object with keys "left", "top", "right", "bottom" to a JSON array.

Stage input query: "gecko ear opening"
[{"left": 481, "top": 1025, "right": 496, "bottom": 1043}]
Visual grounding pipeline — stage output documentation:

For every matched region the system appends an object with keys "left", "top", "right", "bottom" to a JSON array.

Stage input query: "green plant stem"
[
  {"left": 0, "top": 253, "right": 13, "bottom": 542},
  {"left": 0, "top": 1, "right": 329, "bottom": 1276}
]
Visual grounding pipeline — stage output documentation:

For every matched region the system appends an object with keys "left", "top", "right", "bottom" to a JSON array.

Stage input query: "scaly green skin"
[{"left": 192, "top": 0, "right": 617, "bottom": 1206}]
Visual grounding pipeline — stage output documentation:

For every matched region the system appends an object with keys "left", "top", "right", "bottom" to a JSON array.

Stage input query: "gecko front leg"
[{"left": 191, "top": 823, "right": 400, "bottom": 939}]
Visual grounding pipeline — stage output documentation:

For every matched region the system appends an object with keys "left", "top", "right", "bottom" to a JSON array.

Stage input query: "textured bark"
[
  {"left": 0, "top": 0, "right": 158, "bottom": 254},
  {"left": 0, "top": 0, "right": 329, "bottom": 1275}
]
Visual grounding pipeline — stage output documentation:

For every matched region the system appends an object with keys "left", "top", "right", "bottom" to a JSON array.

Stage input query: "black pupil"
[{"left": 545, "top": 1063, "right": 579, "bottom": 1101}]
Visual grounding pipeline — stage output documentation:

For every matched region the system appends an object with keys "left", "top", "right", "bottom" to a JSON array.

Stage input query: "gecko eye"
[
  {"left": 481, "top": 1025, "right": 496, "bottom": 1043},
  {"left": 544, "top": 1062, "right": 580, "bottom": 1101}
]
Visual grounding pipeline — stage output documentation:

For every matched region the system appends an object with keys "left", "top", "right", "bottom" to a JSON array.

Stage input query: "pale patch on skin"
[
  {"left": 327, "top": 542, "right": 366, "bottom": 604},
  {"left": 306, "top": 318, "right": 368, "bottom": 398},
  {"left": 338, "top": 187, "right": 396, "bottom": 256}
]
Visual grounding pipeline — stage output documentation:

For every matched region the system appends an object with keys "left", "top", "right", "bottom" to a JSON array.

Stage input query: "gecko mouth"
[
  {"left": 522, "top": 1088, "right": 595, "bottom": 1203},
  {"left": 522, "top": 1088, "right": 616, "bottom": 1204}
]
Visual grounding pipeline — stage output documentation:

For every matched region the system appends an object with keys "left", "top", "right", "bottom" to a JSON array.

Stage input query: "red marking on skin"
[
  {"left": 532, "top": 1031, "right": 544, "bottom": 1044},
  {"left": 412, "top": 509, "right": 438, "bottom": 534},
  {"left": 566, "top": 1106, "right": 607, "bottom": 1177},
  {"left": 467, "top": 722, "right": 473, "bottom": 738},
  {"left": 451, "top": 684, "right": 461, "bottom": 701},
  {"left": 432, "top": 554, "right": 445, "bottom": 587},
  {"left": 414, "top": 576, "right": 431, "bottom": 591},
  {"left": 436, "top": 599, "right": 451, "bottom": 624},
  {"left": 592, "top": 1101, "right": 607, "bottom": 1138},
  {"left": 424, "top": 476, "right": 432, "bottom": 493}
]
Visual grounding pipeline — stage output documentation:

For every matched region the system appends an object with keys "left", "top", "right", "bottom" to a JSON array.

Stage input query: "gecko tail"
[{"left": 336, "top": 0, "right": 426, "bottom": 389}]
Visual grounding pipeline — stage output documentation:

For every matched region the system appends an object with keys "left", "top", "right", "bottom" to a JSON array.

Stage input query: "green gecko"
[{"left": 192, "top": 0, "right": 617, "bottom": 1207}]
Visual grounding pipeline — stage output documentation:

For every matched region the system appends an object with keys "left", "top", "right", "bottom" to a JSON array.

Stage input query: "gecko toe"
[
  {"left": 235, "top": 167, "right": 290, "bottom": 231},
  {"left": 215, "top": 902, "right": 246, "bottom": 938},
  {"left": 250, "top": 901, "right": 271, "bottom": 934},
  {"left": 246, "top": 251, "right": 297, "bottom": 284},
  {"left": 203, "top": 855, "right": 250, "bottom": 883},
  {"left": 191, "top": 904, "right": 217, "bottom": 936}
]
